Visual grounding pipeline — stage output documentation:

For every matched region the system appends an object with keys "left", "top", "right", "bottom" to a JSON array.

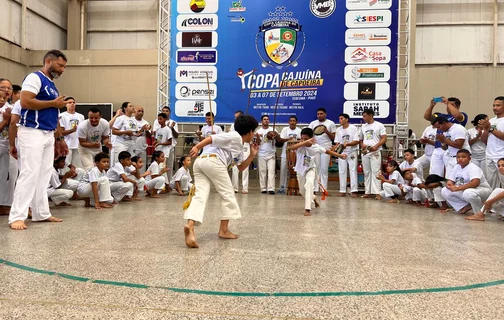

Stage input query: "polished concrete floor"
[{"left": 1, "top": 180, "right": 504, "bottom": 319}]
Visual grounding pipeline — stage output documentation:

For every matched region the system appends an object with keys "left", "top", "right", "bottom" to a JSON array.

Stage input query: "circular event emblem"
[
  {"left": 282, "top": 31, "right": 293, "bottom": 41},
  {"left": 190, "top": 0, "right": 206, "bottom": 13},
  {"left": 180, "top": 86, "right": 190, "bottom": 97},
  {"left": 310, "top": 0, "right": 336, "bottom": 19}
]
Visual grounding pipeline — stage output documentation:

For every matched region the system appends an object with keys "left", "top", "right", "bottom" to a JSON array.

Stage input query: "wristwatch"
[{"left": 489, "top": 127, "right": 495, "bottom": 133}]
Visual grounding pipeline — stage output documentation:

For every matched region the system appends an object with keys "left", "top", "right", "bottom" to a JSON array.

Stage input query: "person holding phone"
[{"left": 423, "top": 96, "right": 468, "bottom": 127}]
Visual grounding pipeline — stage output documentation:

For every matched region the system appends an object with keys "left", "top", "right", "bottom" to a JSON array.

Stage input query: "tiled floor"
[{"left": 1, "top": 182, "right": 504, "bottom": 319}]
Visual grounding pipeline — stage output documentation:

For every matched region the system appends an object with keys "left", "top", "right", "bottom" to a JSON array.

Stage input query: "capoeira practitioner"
[
  {"left": 230, "top": 111, "right": 250, "bottom": 194},
  {"left": 479, "top": 97, "right": 504, "bottom": 189},
  {"left": 277, "top": 116, "right": 301, "bottom": 194},
  {"left": 59, "top": 96, "right": 84, "bottom": 168},
  {"left": 77, "top": 108, "right": 111, "bottom": 171},
  {"left": 334, "top": 113, "right": 359, "bottom": 197}
]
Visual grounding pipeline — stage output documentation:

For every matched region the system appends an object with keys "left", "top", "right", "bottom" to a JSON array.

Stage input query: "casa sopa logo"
[
  {"left": 310, "top": 0, "right": 336, "bottom": 18},
  {"left": 344, "top": 46, "right": 391, "bottom": 64},
  {"left": 256, "top": 6, "right": 306, "bottom": 69}
]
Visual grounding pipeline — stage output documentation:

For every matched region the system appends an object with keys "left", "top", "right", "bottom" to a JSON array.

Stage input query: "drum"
[
  {"left": 313, "top": 125, "right": 327, "bottom": 136},
  {"left": 286, "top": 141, "right": 300, "bottom": 196}
]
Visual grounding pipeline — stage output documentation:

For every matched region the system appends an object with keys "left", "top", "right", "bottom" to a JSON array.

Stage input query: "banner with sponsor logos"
[{"left": 170, "top": 0, "right": 398, "bottom": 124}]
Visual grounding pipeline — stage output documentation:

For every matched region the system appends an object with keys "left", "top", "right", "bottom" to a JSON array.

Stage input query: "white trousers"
[
  {"left": 166, "top": 148, "right": 175, "bottom": 183},
  {"left": 338, "top": 151, "right": 358, "bottom": 193},
  {"left": 111, "top": 143, "right": 135, "bottom": 167},
  {"left": 314, "top": 152, "right": 330, "bottom": 192},
  {"left": 65, "top": 149, "right": 82, "bottom": 168},
  {"left": 380, "top": 182, "right": 402, "bottom": 199},
  {"left": 405, "top": 187, "right": 426, "bottom": 202},
  {"left": 61, "top": 178, "right": 80, "bottom": 192},
  {"left": 145, "top": 176, "right": 165, "bottom": 191},
  {"left": 171, "top": 175, "right": 192, "bottom": 191},
  {"left": 443, "top": 154, "right": 457, "bottom": 179},
  {"left": 184, "top": 157, "right": 241, "bottom": 225},
  {"left": 0, "top": 150, "right": 12, "bottom": 206},
  {"left": 134, "top": 149, "right": 147, "bottom": 173},
  {"left": 9, "top": 127, "right": 54, "bottom": 223},
  {"left": 425, "top": 187, "right": 445, "bottom": 204},
  {"left": 362, "top": 151, "right": 382, "bottom": 195},
  {"left": 416, "top": 154, "right": 431, "bottom": 178},
  {"left": 232, "top": 166, "right": 249, "bottom": 192},
  {"left": 48, "top": 189, "right": 74, "bottom": 205},
  {"left": 258, "top": 155, "right": 275, "bottom": 192},
  {"left": 480, "top": 188, "right": 504, "bottom": 216},
  {"left": 77, "top": 177, "right": 113, "bottom": 204},
  {"left": 441, "top": 186, "right": 492, "bottom": 212},
  {"left": 127, "top": 175, "right": 146, "bottom": 193},
  {"left": 279, "top": 157, "right": 288, "bottom": 190},
  {"left": 483, "top": 158, "right": 502, "bottom": 190},
  {"left": 110, "top": 181, "right": 134, "bottom": 202},
  {"left": 297, "top": 169, "right": 316, "bottom": 210},
  {"left": 78, "top": 147, "right": 101, "bottom": 171},
  {"left": 471, "top": 158, "right": 484, "bottom": 168},
  {"left": 429, "top": 148, "right": 445, "bottom": 177}
]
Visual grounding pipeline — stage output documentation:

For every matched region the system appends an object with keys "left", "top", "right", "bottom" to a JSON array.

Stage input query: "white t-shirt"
[
  {"left": 80, "top": 166, "right": 107, "bottom": 185},
  {"left": 113, "top": 115, "right": 138, "bottom": 146},
  {"left": 134, "top": 118, "right": 150, "bottom": 151},
  {"left": 280, "top": 126, "right": 301, "bottom": 158},
  {"left": 335, "top": 124, "right": 360, "bottom": 154},
  {"left": 11, "top": 100, "right": 21, "bottom": 116},
  {"left": 294, "top": 144, "right": 327, "bottom": 176},
  {"left": 47, "top": 168, "right": 62, "bottom": 196},
  {"left": 361, "top": 121, "right": 387, "bottom": 152},
  {"left": 146, "top": 161, "right": 162, "bottom": 181},
  {"left": 77, "top": 119, "right": 110, "bottom": 151},
  {"left": 308, "top": 119, "right": 336, "bottom": 148},
  {"left": 421, "top": 125, "right": 437, "bottom": 157},
  {"left": 467, "top": 127, "right": 486, "bottom": 160},
  {"left": 449, "top": 162, "right": 490, "bottom": 188},
  {"left": 202, "top": 131, "right": 244, "bottom": 168},
  {"left": 59, "top": 111, "right": 85, "bottom": 149},
  {"left": 172, "top": 166, "right": 192, "bottom": 184},
  {"left": 0, "top": 103, "right": 13, "bottom": 151},
  {"left": 106, "top": 162, "right": 133, "bottom": 182},
  {"left": 201, "top": 125, "right": 223, "bottom": 151},
  {"left": 443, "top": 123, "right": 469, "bottom": 157},
  {"left": 404, "top": 174, "right": 423, "bottom": 192},
  {"left": 256, "top": 127, "right": 278, "bottom": 158},
  {"left": 400, "top": 159, "right": 422, "bottom": 179},
  {"left": 153, "top": 119, "right": 178, "bottom": 147},
  {"left": 155, "top": 125, "right": 173, "bottom": 155},
  {"left": 388, "top": 170, "right": 405, "bottom": 186},
  {"left": 486, "top": 117, "right": 504, "bottom": 160}
]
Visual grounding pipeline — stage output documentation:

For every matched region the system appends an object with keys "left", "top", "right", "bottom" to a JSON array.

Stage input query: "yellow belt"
[{"left": 198, "top": 154, "right": 217, "bottom": 159}]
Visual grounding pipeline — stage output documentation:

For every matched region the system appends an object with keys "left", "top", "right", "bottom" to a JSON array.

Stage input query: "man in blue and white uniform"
[{"left": 8, "top": 50, "right": 68, "bottom": 230}]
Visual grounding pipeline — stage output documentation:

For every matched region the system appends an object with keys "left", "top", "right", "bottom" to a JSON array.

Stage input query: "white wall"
[
  {"left": 416, "top": 0, "right": 503, "bottom": 64},
  {"left": 0, "top": 0, "right": 67, "bottom": 50},
  {"left": 87, "top": 0, "right": 158, "bottom": 49}
]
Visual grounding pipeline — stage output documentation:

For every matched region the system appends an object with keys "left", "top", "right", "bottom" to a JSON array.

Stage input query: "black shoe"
[
  {"left": 268, "top": 191, "right": 275, "bottom": 195},
  {"left": 261, "top": 191, "right": 267, "bottom": 194}
]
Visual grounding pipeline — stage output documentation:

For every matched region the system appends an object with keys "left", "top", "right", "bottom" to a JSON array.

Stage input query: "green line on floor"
[{"left": 2, "top": 258, "right": 504, "bottom": 297}]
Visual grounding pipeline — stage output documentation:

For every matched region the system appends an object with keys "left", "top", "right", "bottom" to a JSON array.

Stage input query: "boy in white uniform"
[
  {"left": 467, "top": 114, "right": 487, "bottom": 167},
  {"left": 360, "top": 109, "right": 387, "bottom": 198},
  {"left": 334, "top": 113, "right": 360, "bottom": 197},
  {"left": 417, "top": 122, "right": 438, "bottom": 175},
  {"left": 255, "top": 115, "right": 279, "bottom": 194},
  {"left": 277, "top": 116, "right": 301, "bottom": 194},
  {"left": 77, "top": 152, "right": 114, "bottom": 210},
  {"left": 399, "top": 148, "right": 422, "bottom": 179},
  {"left": 154, "top": 113, "right": 173, "bottom": 188},
  {"left": 196, "top": 112, "right": 223, "bottom": 151},
  {"left": 308, "top": 108, "right": 336, "bottom": 192},
  {"left": 184, "top": 115, "right": 259, "bottom": 248},
  {"left": 48, "top": 156, "right": 81, "bottom": 206},
  {"left": 59, "top": 96, "right": 84, "bottom": 168},
  {"left": 467, "top": 158, "right": 504, "bottom": 221},
  {"left": 153, "top": 106, "right": 179, "bottom": 182},
  {"left": 288, "top": 128, "right": 346, "bottom": 216},
  {"left": 111, "top": 102, "right": 138, "bottom": 166},
  {"left": 230, "top": 111, "right": 250, "bottom": 194},
  {"left": 433, "top": 116, "right": 470, "bottom": 179},
  {"left": 479, "top": 97, "right": 504, "bottom": 189},
  {"left": 441, "top": 149, "right": 492, "bottom": 215},
  {"left": 77, "top": 108, "right": 111, "bottom": 171},
  {"left": 106, "top": 151, "right": 137, "bottom": 203}
]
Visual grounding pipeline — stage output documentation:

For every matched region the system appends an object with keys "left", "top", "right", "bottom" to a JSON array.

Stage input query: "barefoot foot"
[
  {"left": 457, "top": 204, "right": 472, "bottom": 215},
  {"left": 10, "top": 220, "right": 27, "bottom": 230},
  {"left": 38, "top": 216, "right": 63, "bottom": 223},
  {"left": 218, "top": 230, "right": 239, "bottom": 239},
  {"left": 466, "top": 212, "right": 485, "bottom": 221},
  {"left": 304, "top": 210, "right": 312, "bottom": 216},
  {"left": 184, "top": 225, "right": 199, "bottom": 248},
  {"left": 314, "top": 197, "right": 320, "bottom": 208}
]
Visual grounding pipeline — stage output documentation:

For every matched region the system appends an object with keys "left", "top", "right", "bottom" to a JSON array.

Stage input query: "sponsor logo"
[
  {"left": 346, "top": 0, "right": 392, "bottom": 10},
  {"left": 343, "top": 83, "right": 390, "bottom": 100},
  {"left": 310, "top": 0, "right": 336, "bottom": 18},
  {"left": 346, "top": 10, "right": 392, "bottom": 28},
  {"left": 175, "top": 83, "right": 218, "bottom": 100},
  {"left": 177, "top": 14, "right": 218, "bottom": 31},
  {"left": 177, "top": 0, "right": 218, "bottom": 14},
  {"left": 345, "top": 28, "right": 391, "bottom": 45},
  {"left": 175, "top": 100, "right": 217, "bottom": 117},
  {"left": 181, "top": 32, "right": 213, "bottom": 47},
  {"left": 229, "top": 1, "right": 246, "bottom": 12},
  {"left": 256, "top": 6, "right": 306, "bottom": 69},
  {"left": 358, "top": 83, "right": 376, "bottom": 100},
  {"left": 176, "top": 66, "right": 217, "bottom": 82},
  {"left": 176, "top": 50, "right": 217, "bottom": 64},
  {"left": 343, "top": 101, "right": 390, "bottom": 118},
  {"left": 344, "top": 65, "right": 390, "bottom": 82},
  {"left": 229, "top": 15, "right": 246, "bottom": 23},
  {"left": 345, "top": 46, "right": 390, "bottom": 64},
  {"left": 190, "top": 0, "right": 206, "bottom": 13}
]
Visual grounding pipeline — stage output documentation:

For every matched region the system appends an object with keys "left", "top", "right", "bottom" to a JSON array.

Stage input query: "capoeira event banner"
[{"left": 170, "top": 0, "right": 398, "bottom": 124}]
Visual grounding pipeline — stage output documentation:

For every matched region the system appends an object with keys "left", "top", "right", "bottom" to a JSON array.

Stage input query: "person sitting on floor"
[{"left": 376, "top": 160, "right": 404, "bottom": 203}]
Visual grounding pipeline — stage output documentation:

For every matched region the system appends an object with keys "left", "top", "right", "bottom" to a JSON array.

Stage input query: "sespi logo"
[
  {"left": 346, "top": 10, "right": 392, "bottom": 28},
  {"left": 310, "top": 0, "right": 336, "bottom": 18}
]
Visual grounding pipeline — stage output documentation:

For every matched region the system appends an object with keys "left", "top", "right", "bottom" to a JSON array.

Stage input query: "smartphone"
[{"left": 433, "top": 96, "right": 443, "bottom": 103}]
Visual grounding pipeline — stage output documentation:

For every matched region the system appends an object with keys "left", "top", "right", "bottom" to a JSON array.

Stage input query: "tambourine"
[
  {"left": 334, "top": 144, "right": 345, "bottom": 154},
  {"left": 313, "top": 125, "right": 327, "bottom": 136}
]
